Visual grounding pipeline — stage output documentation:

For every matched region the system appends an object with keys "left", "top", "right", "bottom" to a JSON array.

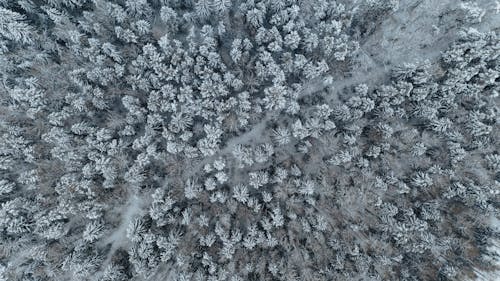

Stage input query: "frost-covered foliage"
[{"left": 0, "top": 0, "right": 498, "bottom": 280}]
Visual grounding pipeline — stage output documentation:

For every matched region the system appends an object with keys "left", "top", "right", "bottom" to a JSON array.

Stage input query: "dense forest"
[{"left": 0, "top": 0, "right": 498, "bottom": 280}]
